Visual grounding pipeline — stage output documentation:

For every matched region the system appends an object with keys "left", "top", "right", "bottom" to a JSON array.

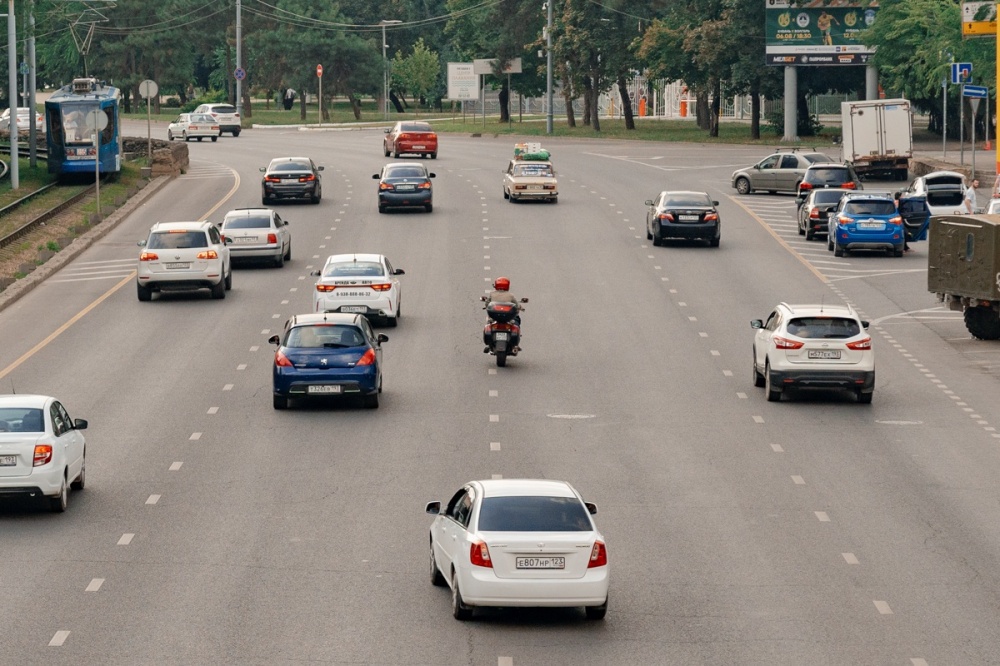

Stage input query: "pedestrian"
[
  {"left": 894, "top": 192, "right": 910, "bottom": 252},
  {"left": 964, "top": 178, "right": 980, "bottom": 214},
  {"left": 283, "top": 87, "right": 296, "bottom": 111}
]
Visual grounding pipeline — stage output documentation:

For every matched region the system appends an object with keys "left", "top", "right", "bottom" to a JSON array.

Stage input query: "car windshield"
[
  {"left": 224, "top": 215, "right": 271, "bottom": 229},
  {"left": 786, "top": 317, "right": 861, "bottom": 339},
  {"left": 0, "top": 408, "right": 44, "bottom": 433},
  {"left": 401, "top": 123, "right": 432, "bottom": 132},
  {"left": 813, "top": 191, "right": 846, "bottom": 204},
  {"left": 323, "top": 261, "right": 384, "bottom": 277},
  {"left": 808, "top": 168, "right": 851, "bottom": 184},
  {"left": 926, "top": 190, "right": 964, "bottom": 206},
  {"left": 843, "top": 200, "right": 895, "bottom": 216},
  {"left": 515, "top": 165, "right": 553, "bottom": 177},
  {"left": 286, "top": 325, "right": 365, "bottom": 349},
  {"left": 664, "top": 193, "right": 712, "bottom": 207},
  {"left": 147, "top": 231, "right": 208, "bottom": 250},
  {"left": 385, "top": 167, "right": 427, "bottom": 179},
  {"left": 477, "top": 496, "right": 593, "bottom": 532},
  {"left": 190, "top": 114, "right": 214, "bottom": 123},
  {"left": 271, "top": 161, "right": 311, "bottom": 172}
]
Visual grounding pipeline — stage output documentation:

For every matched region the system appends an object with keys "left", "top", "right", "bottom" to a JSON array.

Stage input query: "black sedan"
[
  {"left": 374, "top": 162, "right": 435, "bottom": 213},
  {"left": 797, "top": 188, "right": 850, "bottom": 241},
  {"left": 645, "top": 191, "right": 721, "bottom": 247},
  {"left": 261, "top": 157, "right": 324, "bottom": 205}
]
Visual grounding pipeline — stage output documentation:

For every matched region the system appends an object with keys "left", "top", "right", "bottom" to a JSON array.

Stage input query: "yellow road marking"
[
  {"left": 0, "top": 168, "right": 241, "bottom": 380},
  {"left": 727, "top": 195, "right": 828, "bottom": 284}
]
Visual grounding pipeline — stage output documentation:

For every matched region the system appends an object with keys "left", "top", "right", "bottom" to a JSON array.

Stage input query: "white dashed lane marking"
[
  {"left": 190, "top": 433, "right": 202, "bottom": 441},
  {"left": 117, "top": 533, "right": 134, "bottom": 546},
  {"left": 490, "top": 442, "right": 501, "bottom": 451},
  {"left": 873, "top": 600, "right": 893, "bottom": 615},
  {"left": 169, "top": 462, "right": 183, "bottom": 471},
  {"left": 771, "top": 444, "right": 784, "bottom": 452},
  {"left": 145, "top": 495, "right": 160, "bottom": 505},
  {"left": 48, "top": 631, "right": 70, "bottom": 647},
  {"left": 85, "top": 578, "right": 104, "bottom": 592},
  {"left": 815, "top": 512, "right": 830, "bottom": 522},
  {"left": 843, "top": 553, "right": 859, "bottom": 564}
]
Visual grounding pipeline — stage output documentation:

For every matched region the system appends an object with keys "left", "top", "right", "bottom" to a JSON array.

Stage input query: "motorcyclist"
[{"left": 483, "top": 276, "right": 523, "bottom": 352}]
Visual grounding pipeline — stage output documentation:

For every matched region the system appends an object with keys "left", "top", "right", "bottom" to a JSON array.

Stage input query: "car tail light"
[
  {"left": 267, "top": 233, "right": 278, "bottom": 244},
  {"left": 842, "top": 182, "right": 857, "bottom": 189},
  {"left": 657, "top": 213, "right": 675, "bottom": 222},
  {"left": 264, "top": 175, "right": 281, "bottom": 183},
  {"left": 514, "top": 185, "right": 526, "bottom": 190},
  {"left": 809, "top": 206, "right": 821, "bottom": 219},
  {"left": 543, "top": 185, "right": 556, "bottom": 190},
  {"left": 33, "top": 444, "right": 53, "bottom": 467},
  {"left": 846, "top": 337, "right": 872, "bottom": 350},
  {"left": 888, "top": 215, "right": 902, "bottom": 226},
  {"left": 379, "top": 182, "right": 395, "bottom": 191},
  {"left": 838, "top": 216, "right": 852, "bottom": 224},
  {"left": 356, "top": 348, "right": 376, "bottom": 366},
  {"left": 211, "top": 113, "right": 219, "bottom": 118},
  {"left": 211, "top": 125, "right": 220, "bottom": 131},
  {"left": 773, "top": 336, "right": 804, "bottom": 350},
  {"left": 274, "top": 350, "right": 293, "bottom": 367},
  {"left": 470, "top": 541, "right": 493, "bottom": 568},
  {"left": 234, "top": 113, "right": 240, "bottom": 118},
  {"left": 588, "top": 541, "right": 608, "bottom": 568},
  {"left": 418, "top": 181, "right": 432, "bottom": 189},
  {"left": 187, "top": 124, "right": 198, "bottom": 130},
  {"left": 139, "top": 251, "right": 159, "bottom": 261},
  {"left": 799, "top": 182, "right": 813, "bottom": 191},
  {"left": 316, "top": 284, "right": 336, "bottom": 292},
  {"left": 704, "top": 212, "right": 718, "bottom": 221},
  {"left": 196, "top": 250, "right": 219, "bottom": 260},
  {"left": 298, "top": 174, "right": 316, "bottom": 183},
  {"left": 369, "top": 283, "right": 392, "bottom": 292}
]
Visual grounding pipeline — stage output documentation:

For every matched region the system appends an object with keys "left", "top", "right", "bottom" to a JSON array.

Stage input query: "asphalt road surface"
[{"left": 2, "top": 120, "right": 1000, "bottom": 665}]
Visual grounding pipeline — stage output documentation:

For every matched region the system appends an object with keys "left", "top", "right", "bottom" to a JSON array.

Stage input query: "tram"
[{"left": 44, "top": 77, "right": 122, "bottom": 176}]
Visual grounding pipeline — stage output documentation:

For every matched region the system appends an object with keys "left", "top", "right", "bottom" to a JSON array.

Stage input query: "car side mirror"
[
  {"left": 861, "top": 320, "right": 870, "bottom": 329},
  {"left": 428, "top": 173, "right": 436, "bottom": 178},
  {"left": 644, "top": 200, "right": 653, "bottom": 206},
  {"left": 384, "top": 128, "right": 391, "bottom": 134},
  {"left": 377, "top": 334, "right": 389, "bottom": 343},
  {"left": 480, "top": 295, "right": 488, "bottom": 301},
  {"left": 425, "top": 501, "right": 441, "bottom": 515},
  {"left": 223, "top": 237, "right": 232, "bottom": 245},
  {"left": 712, "top": 200, "right": 720, "bottom": 206},
  {"left": 754, "top": 164, "right": 762, "bottom": 170},
  {"left": 372, "top": 174, "right": 380, "bottom": 179},
  {"left": 137, "top": 240, "right": 147, "bottom": 247},
  {"left": 310, "top": 270, "right": 321, "bottom": 277},
  {"left": 317, "top": 166, "right": 324, "bottom": 171},
  {"left": 520, "top": 297, "right": 529, "bottom": 303},
  {"left": 259, "top": 167, "right": 266, "bottom": 172},
  {"left": 751, "top": 320, "right": 763, "bottom": 329},
  {"left": 393, "top": 268, "right": 405, "bottom": 275},
  {"left": 585, "top": 502, "right": 598, "bottom": 515},
  {"left": 73, "top": 419, "right": 88, "bottom": 430},
  {"left": 268, "top": 334, "right": 281, "bottom": 345}
]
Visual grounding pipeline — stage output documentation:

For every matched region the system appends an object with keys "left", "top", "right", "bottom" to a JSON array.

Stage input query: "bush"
[
  {"left": 163, "top": 97, "right": 181, "bottom": 108},
  {"left": 46, "top": 241, "right": 59, "bottom": 252},
  {"left": 765, "top": 107, "right": 824, "bottom": 137},
  {"left": 182, "top": 90, "right": 230, "bottom": 114}
]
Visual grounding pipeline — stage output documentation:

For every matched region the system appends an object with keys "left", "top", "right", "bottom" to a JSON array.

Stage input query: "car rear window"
[
  {"left": 224, "top": 215, "right": 271, "bottom": 229},
  {"left": 515, "top": 165, "right": 553, "bottom": 177},
  {"left": 807, "top": 168, "right": 851, "bottom": 184},
  {"left": 271, "top": 161, "right": 311, "bottom": 172},
  {"left": 664, "top": 193, "right": 712, "bottom": 207},
  {"left": 401, "top": 123, "right": 432, "bottom": 132},
  {"left": 385, "top": 167, "right": 427, "bottom": 179},
  {"left": 190, "top": 114, "right": 215, "bottom": 123},
  {"left": 287, "top": 325, "right": 365, "bottom": 349},
  {"left": 147, "top": 231, "right": 208, "bottom": 249},
  {"left": 787, "top": 317, "right": 861, "bottom": 339},
  {"left": 211, "top": 105, "right": 237, "bottom": 114},
  {"left": 813, "top": 190, "right": 846, "bottom": 204},
  {"left": 477, "top": 496, "right": 593, "bottom": 532},
  {"left": 926, "top": 190, "right": 964, "bottom": 206},
  {"left": 0, "top": 408, "right": 44, "bottom": 432},
  {"left": 843, "top": 200, "right": 895, "bottom": 216},
  {"left": 323, "top": 261, "right": 384, "bottom": 277}
]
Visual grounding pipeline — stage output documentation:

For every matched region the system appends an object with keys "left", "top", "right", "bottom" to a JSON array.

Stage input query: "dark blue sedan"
[
  {"left": 374, "top": 162, "right": 435, "bottom": 213},
  {"left": 269, "top": 313, "right": 387, "bottom": 410}
]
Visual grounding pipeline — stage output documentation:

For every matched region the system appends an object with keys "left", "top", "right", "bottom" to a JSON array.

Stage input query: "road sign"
[
  {"left": 138, "top": 79, "right": 158, "bottom": 99},
  {"left": 85, "top": 109, "right": 109, "bottom": 133},
  {"left": 963, "top": 1, "right": 997, "bottom": 36},
  {"left": 964, "top": 84, "right": 988, "bottom": 99},
  {"left": 952, "top": 62, "right": 973, "bottom": 85},
  {"left": 18, "top": 61, "right": 28, "bottom": 76},
  {"left": 234, "top": 67, "right": 246, "bottom": 81},
  {"left": 316, "top": 64, "right": 323, "bottom": 78}
]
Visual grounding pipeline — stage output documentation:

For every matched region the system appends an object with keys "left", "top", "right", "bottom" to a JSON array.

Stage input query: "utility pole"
[
  {"left": 5, "top": 0, "right": 18, "bottom": 189},
  {"left": 235, "top": 0, "right": 242, "bottom": 116},
  {"left": 29, "top": 0, "right": 36, "bottom": 168},
  {"left": 546, "top": 0, "right": 553, "bottom": 135}
]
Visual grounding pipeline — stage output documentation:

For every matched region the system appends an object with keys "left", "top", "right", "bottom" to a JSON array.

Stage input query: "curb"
[{"left": 0, "top": 175, "right": 174, "bottom": 313}]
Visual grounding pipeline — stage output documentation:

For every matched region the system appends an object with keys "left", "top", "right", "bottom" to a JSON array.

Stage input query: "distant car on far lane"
[
  {"left": 261, "top": 157, "right": 324, "bottom": 205},
  {"left": 645, "top": 190, "right": 721, "bottom": 247},
  {"left": 219, "top": 208, "right": 291, "bottom": 267},
  {"left": 798, "top": 188, "right": 850, "bottom": 240},
  {"left": 0, "top": 107, "right": 43, "bottom": 131},
  {"left": 384, "top": 121, "right": 438, "bottom": 159},
  {"left": 167, "top": 113, "right": 220, "bottom": 142},
  {"left": 732, "top": 151, "right": 834, "bottom": 195}
]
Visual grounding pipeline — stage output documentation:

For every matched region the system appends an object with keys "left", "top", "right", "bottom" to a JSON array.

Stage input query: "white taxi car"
[
  {"left": 311, "top": 253, "right": 404, "bottom": 327},
  {"left": 0, "top": 394, "right": 87, "bottom": 513},
  {"left": 137, "top": 221, "right": 232, "bottom": 301},
  {"left": 167, "top": 113, "right": 220, "bottom": 142},
  {"left": 426, "top": 478, "right": 609, "bottom": 621},
  {"left": 751, "top": 302, "right": 875, "bottom": 403}
]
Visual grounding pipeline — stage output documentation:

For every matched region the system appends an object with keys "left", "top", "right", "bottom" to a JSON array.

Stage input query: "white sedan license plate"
[
  {"left": 308, "top": 385, "right": 342, "bottom": 394},
  {"left": 808, "top": 350, "right": 842, "bottom": 359},
  {"left": 341, "top": 306, "right": 366, "bottom": 313},
  {"left": 858, "top": 222, "right": 884, "bottom": 229},
  {"left": 0, "top": 454, "right": 16, "bottom": 466},
  {"left": 234, "top": 236, "right": 258, "bottom": 243},
  {"left": 679, "top": 214, "right": 700, "bottom": 221},
  {"left": 164, "top": 262, "right": 190, "bottom": 269},
  {"left": 516, "top": 557, "right": 565, "bottom": 569},
  {"left": 494, "top": 332, "right": 509, "bottom": 341}
]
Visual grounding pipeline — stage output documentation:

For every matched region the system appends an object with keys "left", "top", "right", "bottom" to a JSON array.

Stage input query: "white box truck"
[{"left": 841, "top": 98, "right": 912, "bottom": 181}]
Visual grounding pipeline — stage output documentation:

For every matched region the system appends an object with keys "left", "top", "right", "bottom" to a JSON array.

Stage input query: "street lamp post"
[
  {"left": 546, "top": 0, "right": 553, "bottom": 135},
  {"left": 381, "top": 20, "right": 402, "bottom": 120}
]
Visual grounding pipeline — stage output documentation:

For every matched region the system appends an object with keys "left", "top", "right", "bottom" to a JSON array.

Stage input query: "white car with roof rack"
[{"left": 310, "top": 253, "right": 404, "bottom": 326}]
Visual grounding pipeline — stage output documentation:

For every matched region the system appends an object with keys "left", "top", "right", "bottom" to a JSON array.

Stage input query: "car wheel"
[
  {"left": 451, "top": 571, "right": 473, "bottom": 621},
  {"left": 735, "top": 177, "right": 752, "bottom": 195},
  {"left": 430, "top": 541, "right": 447, "bottom": 587},
  {"left": 964, "top": 305, "right": 1000, "bottom": 340},
  {"left": 196, "top": 137, "right": 203, "bottom": 142},
  {"left": 425, "top": 203, "right": 433, "bottom": 213},
  {"left": 798, "top": 219, "right": 805, "bottom": 235},
  {"left": 284, "top": 243, "right": 291, "bottom": 261},
  {"left": 167, "top": 130, "right": 174, "bottom": 141},
  {"left": 384, "top": 144, "right": 391, "bottom": 157},
  {"left": 752, "top": 354, "right": 765, "bottom": 388},
  {"left": 211, "top": 136, "right": 218, "bottom": 142},
  {"left": 182, "top": 132, "right": 188, "bottom": 142},
  {"left": 652, "top": 234, "right": 662, "bottom": 247},
  {"left": 764, "top": 361, "right": 781, "bottom": 402},
  {"left": 386, "top": 315, "right": 398, "bottom": 328},
  {"left": 274, "top": 251, "right": 284, "bottom": 268},
  {"left": 233, "top": 128, "right": 241, "bottom": 137},
  {"left": 496, "top": 351, "right": 507, "bottom": 367},
  {"left": 310, "top": 191, "right": 321, "bottom": 204},
  {"left": 585, "top": 596, "right": 608, "bottom": 620},
  {"left": 509, "top": 194, "right": 517, "bottom": 203},
  {"left": 834, "top": 243, "right": 845, "bottom": 258},
  {"left": 262, "top": 190, "right": 272, "bottom": 205},
  {"left": 71, "top": 451, "right": 86, "bottom": 490},
  {"left": 805, "top": 228, "right": 815, "bottom": 241},
  {"left": 378, "top": 205, "right": 386, "bottom": 214},
  {"left": 224, "top": 266, "right": 232, "bottom": 291},
  {"left": 503, "top": 188, "right": 509, "bottom": 200},
  {"left": 50, "top": 476, "right": 68, "bottom": 513},
  {"left": 363, "top": 392, "right": 380, "bottom": 409},
  {"left": 893, "top": 247, "right": 904, "bottom": 257},
  {"left": 430, "top": 152, "right": 437, "bottom": 159},
  {"left": 550, "top": 197, "right": 557, "bottom": 204},
  {"left": 709, "top": 235, "right": 720, "bottom": 248},
  {"left": 210, "top": 278, "right": 226, "bottom": 299},
  {"left": 857, "top": 390, "right": 873, "bottom": 405},
  {"left": 646, "top": 228, "right": 653, "bottom": 240},
  {"left": 393, "top": 149, "right": 400, "bottom": 159},
  {"left": 827, "top": 235, "right": 834, "bottom": 251},
  {"left": 137, "top": 282, "right": 152, "bottom": 302},
  {"left": 273, "top": 394, "right": 288, "bottom": 410}
]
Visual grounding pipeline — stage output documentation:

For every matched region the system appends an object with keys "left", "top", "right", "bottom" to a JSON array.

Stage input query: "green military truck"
[{"left": 928, "top": 214, "right": 1000, "bottom": 340}]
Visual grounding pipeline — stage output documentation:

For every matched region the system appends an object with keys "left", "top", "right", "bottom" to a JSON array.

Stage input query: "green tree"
[{"left": 391, "top": 38, "right": 440, "bottom": 111}]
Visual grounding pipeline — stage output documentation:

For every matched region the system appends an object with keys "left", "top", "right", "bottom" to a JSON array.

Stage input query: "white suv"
[
  {"left": 751, "top": 302, "right": 874, "bottom": 403},
  {"left": 193, "top": 103, "right": 241, "bottom": 137},
  {"left": 137, "top": 221, "right": 232, "bottom": 301}
]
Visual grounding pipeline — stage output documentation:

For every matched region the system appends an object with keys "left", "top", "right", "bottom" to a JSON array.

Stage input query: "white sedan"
[
  {"left": 0, "top": 107, "right": 43, "bottom": 131},
  {"left": 167, "top": 113, "right": 220, "bottom": 142},
  {"left": 311, "top": 253, "right": 404, "bottom": 327},
  {"left": 0, "top": 394, "right": 87, "bottom": 513},
  {"left": 426, "top": 478, "right": 610, "bottom": 620}
]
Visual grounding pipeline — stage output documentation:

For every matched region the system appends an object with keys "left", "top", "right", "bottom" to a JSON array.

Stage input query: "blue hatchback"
[
  {"left": 269, "top": 313, "right": 387, "bottom": 410},
  {"left": 828, "top": 193, "right": 905, "bottom": 257}
]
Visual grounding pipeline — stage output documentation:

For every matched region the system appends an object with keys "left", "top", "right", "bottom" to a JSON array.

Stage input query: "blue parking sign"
[{"left": 952, "top": 62, "right": 972, "bottom": 85}]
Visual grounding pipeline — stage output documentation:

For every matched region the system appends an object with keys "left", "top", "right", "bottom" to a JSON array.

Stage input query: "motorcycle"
[{"left": 480, "top": 296, "right": 528, "bottom": 367}]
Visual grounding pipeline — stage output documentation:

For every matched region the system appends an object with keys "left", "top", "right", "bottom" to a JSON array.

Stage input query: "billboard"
[
  {"left": 447, "top": 62, "right": 477, "bottom": 101},
  {"left": 765, "top": 0, "right": 879, "bottom": 66},
  {"left": 962, "top": 1, "right": 997, "bottom": 37}
]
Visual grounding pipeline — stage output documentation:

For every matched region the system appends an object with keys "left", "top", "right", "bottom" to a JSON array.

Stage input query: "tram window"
[
  {"left": 49, "top": 113, "right": 63, "bottom": 144},
  {"left": 101, "top": 108, "right": 114, "bottom": 144}
]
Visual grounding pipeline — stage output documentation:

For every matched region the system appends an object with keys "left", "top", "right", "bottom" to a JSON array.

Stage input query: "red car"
[{"left": 383, "top": 121, "right": 438, "bottom": 159}]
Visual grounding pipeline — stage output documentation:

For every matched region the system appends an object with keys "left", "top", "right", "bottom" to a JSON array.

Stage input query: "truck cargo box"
[
  {"left": 841, "top": 98, "right": 912, "bottom": 181},
  {"left": 927, "top": 214, "right": 1000, "bottom": 301}
]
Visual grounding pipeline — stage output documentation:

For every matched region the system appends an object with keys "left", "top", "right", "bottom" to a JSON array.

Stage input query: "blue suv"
[{"left": 828, "top": 193, "right": 905, "bottom": 258}]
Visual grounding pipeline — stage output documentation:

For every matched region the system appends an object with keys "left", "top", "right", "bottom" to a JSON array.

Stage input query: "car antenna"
[
  {"left": 820, "top": 295, "right": 825, "bottom": 314},
  {"left": 9, "top": 378, "right": 15, "bottom": 394}
]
